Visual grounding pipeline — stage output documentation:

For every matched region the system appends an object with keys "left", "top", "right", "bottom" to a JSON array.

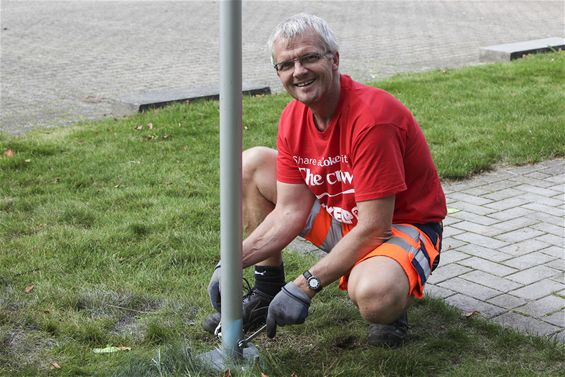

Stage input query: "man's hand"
[
  {"left": 266, "top": 281, "right": 311, "bottom": 338},
  {"left": 207, "top": 263, "right": 221, "bottom": 311}
]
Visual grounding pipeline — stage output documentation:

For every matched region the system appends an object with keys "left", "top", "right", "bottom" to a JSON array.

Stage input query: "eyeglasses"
[{"left": 273, "top": 51, "right": 332, "bottom": 73}]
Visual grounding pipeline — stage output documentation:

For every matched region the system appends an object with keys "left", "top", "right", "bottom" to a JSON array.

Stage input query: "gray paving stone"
[
  {"left": 531, "top": 222, "right": 564, "bottom": 237},
  {"left": 510, "top": 280, "right": 565, "bottom": 300},
  {"left": 539, "top": 159, "right": 565, "bottom": 171},
  {"left": 516, "top": 192, "right": 563, "bottom": 208},
  {"left": 539, "top": 246, "right": 564, "bottom": 259},
  {"left": 428, "top": 263, "right": 473, "bottom": 284},
  {"left": 547, "top": 259, "right": 565, "bottom": 272},
  {"left": 443, "top": 180, "right": 487, "bottom": 193},
  {"left": 491, "top": 311, "right": 561, "bottom": 336},
  {"left": 550, "top": 272, "right": 564, "bottom": 285},
  {"left": 542, "top": 311, "right": 565, "bottom": 328},
  {"left": 548, "top": 183, "right": 565, "bottom": 197},
  {"left": 504, "top": 163, "right": 546, "bottom": 175},
  {"left": 288, "top": 237, "right": 323, "bottom": 256},
  {"left": 456, "top": 243, "right": 513, "bottom": 262},
  {"left": 499, "top": 239, "right": 554, "bottom": 257},
  {"left": 495, "top": 227, "right": 545, "bottom": 244},
  {"left": 453, "top": 233, "right": 508, "bottom": 250},
  {"left": 502, "top": 252, "right": 556, "bottom": 270},
  {"left": 442, "top": 225, "right": 466, "bottom": 238},
  {"left": 459, "top": 186, "right": 496, "bottom": 197},
  {"left": 487, "top": 294, "right": 528, "bottom": 310},
  {"left": 510, "top": 173, "right": 561, "bottom": 188},
  {"left": 522, "top": 202, "right": 563, "bottom": 217},
  {"left": 458, "top": 256, "right": 517, "bottom": 277},
  {"left": 524, "top": 211, "right": 563, "bottom": 225},
  {"left": 438, "top": 277, "right": 501, "bottom": 301},
  {"left": 445, "top": 294, "right": 506, "bottom": 319},
  {"left": 443, "top": 216, "right": 463, "bottom": 227},
  {"left": 424, "top": 283, "right": 456, "bottom": 299},
  {"left": 450, "top": 220, "right": 507, "bottom": 237},
  {"left": 515, "top": 183, "right": 562, "bottom": 196},
  {"left": 537, "top": 233, "right": 564, "bottom": 247},
  {"left": 491, "top": 217, "right": 540, "bottom": 233},
  {"left": 506, "top": 265, "right": 561, "bottom": 285},
  {"left": 484, "top": 197, "right": 531, "bottom": 211},
  {"left": 488, "top": 206, "right": 534, "bottom": 222},
  {"left": 461, "top": 270, "right": 522, "bottom": 292},
  {"left": 483, "top": 187, "right": 524, "bottom": 201},
  {"left": 448, "top": 201, "right": 498, "bottom": 216},
  {"left": 437, "top": 249, "right": 470, "bottom": 265},
  {"left": 525, "top": 171, "right": 553, "bottom": 180},
  {"left": 448, "top": 211, "right": 500, "bottom": 226},
  {"left": 547, "top": 174, "right": 565, "bottom": 184},
  {"left": 449, "top": 192, "right": 493, "bottom": 206},
  {"left": 515, "top": 295, "right": 565, "bottom": 318},
  {"left": 441, "top": 237, "right": 468, "bottom": 251}
]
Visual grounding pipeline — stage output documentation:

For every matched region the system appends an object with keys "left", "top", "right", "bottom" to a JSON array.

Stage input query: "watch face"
[{"left": 308, "top": 277, "right": 320, "bottom": 290}]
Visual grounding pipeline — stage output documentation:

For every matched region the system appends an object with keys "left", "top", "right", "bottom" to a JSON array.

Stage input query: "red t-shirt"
[{"left": 276, "top": 74, "right": 446, "bottom": 226}]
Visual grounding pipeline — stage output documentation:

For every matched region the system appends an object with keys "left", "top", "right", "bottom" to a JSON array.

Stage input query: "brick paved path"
[
  {"left": 428, "top": 159, "right": 564, "bottom": 342},
  {"left": 1, "top": 1, "right": 563, "bottom": 341}
]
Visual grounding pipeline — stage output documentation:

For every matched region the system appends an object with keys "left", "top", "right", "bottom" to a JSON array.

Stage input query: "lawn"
[{"left": 1, "top": 52, "right": 564, "bottom": 376}]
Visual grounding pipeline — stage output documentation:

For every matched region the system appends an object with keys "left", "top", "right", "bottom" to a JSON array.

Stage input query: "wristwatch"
[{"left": 303, "top": 270, "right": 322, "bottom": 292}]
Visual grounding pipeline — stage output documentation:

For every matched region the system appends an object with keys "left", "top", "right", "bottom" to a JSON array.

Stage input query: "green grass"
[{"left": 1, "top": 52, "right": 564, "bottom": 376}]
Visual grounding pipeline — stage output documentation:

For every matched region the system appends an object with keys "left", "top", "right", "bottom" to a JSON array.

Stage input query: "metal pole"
[{"left": 219, "top": 0, "right": 243, "bottom": 359}]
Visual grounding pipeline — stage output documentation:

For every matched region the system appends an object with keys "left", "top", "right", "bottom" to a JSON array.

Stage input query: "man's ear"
[{"left": 332, "top": 51, "right": 340, "bottom": 71}]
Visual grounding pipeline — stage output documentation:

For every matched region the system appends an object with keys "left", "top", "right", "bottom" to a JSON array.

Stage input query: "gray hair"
[{"left": 267, "top": 13, "right": 339, "bottom": 64}]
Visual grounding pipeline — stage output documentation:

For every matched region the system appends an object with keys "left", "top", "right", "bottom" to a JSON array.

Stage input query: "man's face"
[{"left": 272, "top": 31, "right": 339, "bottom": 107}]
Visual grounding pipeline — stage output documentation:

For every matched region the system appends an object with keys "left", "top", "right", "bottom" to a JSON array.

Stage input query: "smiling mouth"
[{"left": 295, "top": 79, "right": 315, "bottom": 88}]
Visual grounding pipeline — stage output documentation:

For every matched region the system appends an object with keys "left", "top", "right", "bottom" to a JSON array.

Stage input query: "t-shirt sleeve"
[
  {"left": 351, "top": 123, "right": 407, "bottom": 202},
  {"left": 276, "top": 131, "right": 304, "bottom": 184}
]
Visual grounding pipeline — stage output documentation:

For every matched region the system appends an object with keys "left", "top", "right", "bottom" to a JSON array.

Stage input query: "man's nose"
[{"left": 293, "top": 60, "right": 308, "bottom": 76}]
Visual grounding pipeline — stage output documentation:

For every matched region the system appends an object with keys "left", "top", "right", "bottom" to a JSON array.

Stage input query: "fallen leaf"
[
  {"left": 291, "top": 373, "right": 299, "bottom": 377},
  {"left": 3, "top": 148, "right": 14, "bottom": 157},
  {"left": 24, "top": 159, "right": 31, "bottom": 163},
  {"left": 261, "top": 373, "right": 269, "bottom": 377},
  {"left": 221, "top": 368, "right": 232, "bottom": 377},
  {"left": 135, "top": 125, "right": 143, "bottom": 130},
  {"left": 465, "top": 311, "right": 480, "bottom": 318},
  {"left": 147, "top": 122, "right": 153, "bottom": 129},
  {"left": 93, "top": 345, "right": 131, "bottom": 354},
  {"left": 49, "top": 362, "right": 61, "bottom": 369},
  {"left": 23, "top": 284, "right": 35, "bottom": 293}
]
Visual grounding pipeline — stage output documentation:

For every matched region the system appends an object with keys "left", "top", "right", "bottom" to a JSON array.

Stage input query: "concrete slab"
[
  {"left": 492, "top": 311, "right": 561, "bottom": 337},
  {"left": 480, "top": 37, "right": 565, "bottom": 62},
  {"left": 112, "top": 84, "right": 271, "bottom": 116}
]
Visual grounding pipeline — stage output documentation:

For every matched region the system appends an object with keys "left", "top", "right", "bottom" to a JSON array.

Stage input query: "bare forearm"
[
  {"left": 294, "top": 224, "right": 391, "bottom": 296},
  {"left": 241, "top": 209, "right": 305, "bottom": 268}
]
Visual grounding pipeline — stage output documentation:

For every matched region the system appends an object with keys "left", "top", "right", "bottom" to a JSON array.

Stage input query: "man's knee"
[
  {"left": 348, "top": 257, "right": 410, "bottom": 324},
  {"left": 353, "top": 282, "right": 408, "bottom": 324},
  {"left": 242, "top": 147, "right": 276, "bottom": 182}
]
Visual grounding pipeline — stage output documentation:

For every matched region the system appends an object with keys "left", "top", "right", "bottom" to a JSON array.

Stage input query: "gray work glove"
[
  {"left": 266, "top": 281, "right": 311, "bottom": 338},
  {"left": 207, "top": 262, "right": 221, "bottom": 312}
]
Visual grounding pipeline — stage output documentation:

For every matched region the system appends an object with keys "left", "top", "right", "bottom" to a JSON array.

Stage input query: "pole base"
[{"left": 198, "top": 343, "right": 260, "bottom": 372}]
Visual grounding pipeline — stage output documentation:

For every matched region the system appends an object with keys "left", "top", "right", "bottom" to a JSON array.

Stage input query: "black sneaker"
[
  {"left": 202, "top": 288, "right": 274, "bottom": 334},
  {"left": 367, "top": 310, "right": 409, "bottom": 347}
]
